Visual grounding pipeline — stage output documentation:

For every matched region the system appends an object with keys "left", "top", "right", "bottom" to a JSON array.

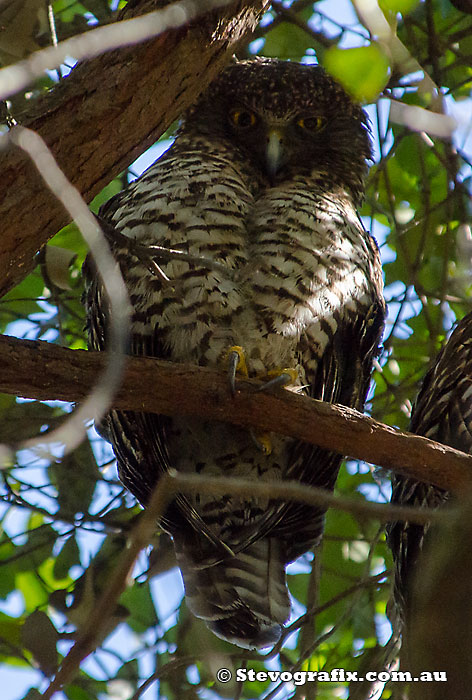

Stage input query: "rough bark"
[
  {"left": 409, "top": 490, "right": 472, "bottom": 699},
  {"left": 1, "top": 333, "right": 471, "bottom": 493},
  {"left": 0, "top": 0, "right": 267, "bottom": 297}
]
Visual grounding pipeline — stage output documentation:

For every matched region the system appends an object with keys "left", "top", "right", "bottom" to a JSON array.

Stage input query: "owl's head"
[{"left": 183, "top": 58, "right": 372, "bottom": 202}]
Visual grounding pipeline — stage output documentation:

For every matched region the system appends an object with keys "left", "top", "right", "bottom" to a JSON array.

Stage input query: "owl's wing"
[
  {"left": 387, "top": 311, "right": 472, "bottom": 630},
  {"left": 280, "top": 294, "right": 385, "bottom": 561},
  {"left": 83, "top": 214, "right": 236, "bottom": 554}
]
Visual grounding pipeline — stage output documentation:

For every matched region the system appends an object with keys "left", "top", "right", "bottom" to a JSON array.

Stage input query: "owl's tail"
[{"left": 173, "top": 536, "right": 290, "bottom": 649}]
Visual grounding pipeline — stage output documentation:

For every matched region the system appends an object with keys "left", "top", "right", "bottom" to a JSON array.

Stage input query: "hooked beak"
[{"left": 265, "top": 128, "right": 285, "bottom": 179}]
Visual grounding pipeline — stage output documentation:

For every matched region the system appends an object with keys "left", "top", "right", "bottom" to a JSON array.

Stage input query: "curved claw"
[
  {"left": 255, "top": 368, "right": 298, "bottom": 393},
  {"left": 228, "top": 350, "right": 240, "bottom": 397},
  {"left": 226, "top": 345, "right": 248, "bottom": 397}
]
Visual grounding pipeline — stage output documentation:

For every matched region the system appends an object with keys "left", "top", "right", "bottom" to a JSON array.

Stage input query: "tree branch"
[
  {"left": 409, "top": 487, "right": 472, "bottom": 699},
  {"left": 0, "top": 0, "right": 268, "bottom": 297},
  {"left": 1, "top": 333, "right": 471, "bottom": 493},
  {"left": 41, "top": 464, "right": 177, "bottom": 699}
]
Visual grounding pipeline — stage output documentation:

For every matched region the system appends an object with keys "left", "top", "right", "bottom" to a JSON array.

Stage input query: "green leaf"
[
  {"left": 323, "top": 45, "right": 390, "bottom": 102},
  {"left": 49, "top": 439, "right": 99, "bottom": 516},
  {"left": 52, "top": 0, "right": 89, "bottom": 23},
  {"left": 0, "top": 533, "right": 18, "bottom": 598},
  {"left": 0, "top": 611, "right": 23, "bottom": 651},
  {"left": 116, "top": 658, "right": 139, "bottom": 680},
  {"left": 90, "top": 178, "right": 123, "bottom": 212},
  {"left": 0, "top": 400, "right": 62, "bottom": 443},
  {"left": 21, "top": 610, "right": 58, "bottom": 676},
  {"left": 288, "top": 572, "right": 310, "bottom": 604},
  {"left": 65, "top": 685, "right": 98, "bottom": 700},
  {"left": 380, "top": 0, "right": 420, "bottom": 14},
  {"left": 21, "top": 690, "right": 42, "bottom": 700},
  {"left": 14, "top": 519, "right": 56, "bottom": 574},
  {"left": 120, "top": 582, "right": 157, "bottom": 634},
  {"left": 15, "top": 571, "right": 49, "bottom": 612},
  {"left": 39, "top": 556, "right": 73, "bottom": 593},
  {"left": 263, "top": 22, "right": 313, "bottom": 61},
  {"left": 0, "top": 270, "right": 44, "bottom": 332},
  {"left": 53, "top": 535, "right": 81, "bottom": 580}
]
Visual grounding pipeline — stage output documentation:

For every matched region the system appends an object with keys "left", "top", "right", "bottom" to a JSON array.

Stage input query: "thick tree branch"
[
  {"left": 0, "top": 0, "right": 267, "bottom": 297},
  {"left": 1, "top": 333, "right": 471, "bottom": 493},
  {"left": 409, "top": 488, "right": 472, "bottom": 699}
]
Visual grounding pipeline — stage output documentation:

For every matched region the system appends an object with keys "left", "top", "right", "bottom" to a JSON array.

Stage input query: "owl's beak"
[{"left": 265, "top": 128, "right": 285, "bottom": 179}]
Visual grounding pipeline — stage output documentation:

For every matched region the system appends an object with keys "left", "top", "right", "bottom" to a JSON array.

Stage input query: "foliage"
[{"left": 0, "top": 0, "right": 471, "bottom": 698}]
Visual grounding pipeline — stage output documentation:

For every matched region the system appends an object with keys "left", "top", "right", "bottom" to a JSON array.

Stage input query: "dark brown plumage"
[
  {"left": 387, "top": 311, "right": 472, "bottom": 635},
  {"left": 83, "top": 58, "right": 385, "bottom": 648}
]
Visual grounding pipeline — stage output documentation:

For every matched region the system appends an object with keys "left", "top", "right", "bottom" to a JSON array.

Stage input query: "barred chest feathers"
[{"left": 110, "top": 140, "right": 378, "bottom": 381}]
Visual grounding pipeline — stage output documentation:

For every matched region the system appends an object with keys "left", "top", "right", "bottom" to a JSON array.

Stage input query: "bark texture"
[
  {"left": 1, "top": 333, "right": 471, "bottom": 493},
  {"left": 0, "top": 0, "right": 267, "bottom": 297}
]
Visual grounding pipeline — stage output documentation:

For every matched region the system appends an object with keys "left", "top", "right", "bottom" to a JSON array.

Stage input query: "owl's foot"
[
  {"left": 225, "top": 348, "right": 298, "bottom": 455},
  {"left": 250, "top": 429, "right": 272, "bottom": 455},
  {"left": 252, "top": 368, "right": 298, "bottom": 455},
  {"left": 226, "top": 345, "right": 249, "bottom": 397},
  {"left": 226, "top": 346, "right": 271, "bottom": 452}
]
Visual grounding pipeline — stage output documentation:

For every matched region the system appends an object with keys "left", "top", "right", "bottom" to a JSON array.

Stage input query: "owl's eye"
[
  {"left": 229, "top": 109, "right": 257, "bottom": 130},
  {"left": 297, "top": 116, "right": 327, "bottom": 132}
]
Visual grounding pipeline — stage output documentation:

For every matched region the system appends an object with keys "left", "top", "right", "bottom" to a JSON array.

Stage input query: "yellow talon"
[
  {"left": 265, "top": 368, "right": 298, "bottom": 385},
  {"left": 226, "top": 345, "right": 249, "bottom": 377},
  {"left": 256, "top": 367, "right": 299, "bottom": 393},
  {"left": 251, "top": 429, "right": 272, "bottom": 455},
  {"left": 226, "top": 345, "right": 249, "bottom": 396},
  {"left": 224, "top": 351, "right": 296, "bottom": 455}
]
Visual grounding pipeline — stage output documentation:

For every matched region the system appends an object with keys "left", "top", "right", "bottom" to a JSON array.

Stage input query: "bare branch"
[
  {"left": 0, "top": 0, "right": 230, "bottom": 101},
  {"left": 409, "top": 488, "right": 472, "bottom": 698},
  {"left": 0, "top": 0, "right": 268, "bottom": 297},
  {"left": 0, "top": 334, "right": 471, "bottom": 493},
  {"left": 9, "top": 126, "right": 129, "bottom": 456},
  {"left": 41, "top": 467, "right": 177, "bottom": 699},
  {"left": 163, "top": 472, "right": 446, "bottom": 525}
]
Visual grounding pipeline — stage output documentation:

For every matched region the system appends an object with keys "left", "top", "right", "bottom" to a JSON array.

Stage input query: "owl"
[
  {"left": 387, "top": 311, "right": 472, "bottom": 637},
  {"left": 83, "top": 58, "right": 385, "bottom": 649}
]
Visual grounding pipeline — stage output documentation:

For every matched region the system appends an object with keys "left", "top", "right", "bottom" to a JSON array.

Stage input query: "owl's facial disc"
[{"left": 227, "top": 106, "right": 291, "bottom": 180}]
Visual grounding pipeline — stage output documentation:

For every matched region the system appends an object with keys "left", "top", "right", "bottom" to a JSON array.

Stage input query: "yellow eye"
[
  {"left": 229, "top": 109, "right": 257, "bottom": 129},
  {"left": 297, "top": 116, "right": 326, "bottom": 131}
]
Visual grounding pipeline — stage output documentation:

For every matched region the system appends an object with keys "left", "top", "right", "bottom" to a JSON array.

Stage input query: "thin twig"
[
  {"left": 8, "top": 127, "right": 130, "bottom": 458},
  {"left": 265, "top": 569, "right": 389, "bottom": 659},
  {"left": 106, "top": 224, "right": 234, "bottom": 280},
  {"left": 41, "top": 471, "right": 176, "bottom": 699},
  {"left": 166, "top": 472, "right": 445, "bottom": 525},
  {"left": 0, "top": 0, "right": 232, "bottom": 101}
]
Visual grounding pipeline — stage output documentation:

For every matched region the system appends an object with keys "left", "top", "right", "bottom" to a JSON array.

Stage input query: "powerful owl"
[
  {"left": 387, "top": 311, "right": 472, "bottom": 637},
  {"left": 84, "top": 58, "right": 385, "bottom": 649}
]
